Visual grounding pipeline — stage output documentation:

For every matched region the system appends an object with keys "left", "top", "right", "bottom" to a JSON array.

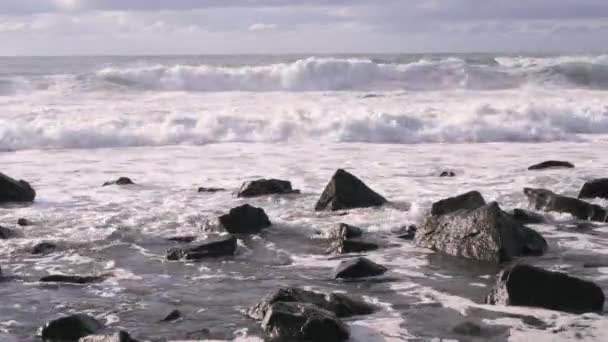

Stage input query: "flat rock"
[
  {"left": 334, "top": 257, "right": 387, "bottom": 279},
  {"left": 524, "top": 188, "right": 607, "bottom": 222},
  {"left": 79, "top": 331, "right": 138, "bottom": 342},
  {"left": 578, "top": 178, "right": 608, "bottom": 199},
  {"left": 166, "top": 235, "right": 237, "bottom": 260},
  {"left": 486, "top": 264, "right": 605, "bottom": 314},
  {"left": 237, "top": 179, "right": 299, "bottom": 197},
  {"left": 102, "top": 177, "right": 134, "bottom": 187},
  {"left": 510, "top": 208, "right": 546, "bottom": 224},
  {"left": 0, "top": 226, "right": 19, "bottom": 239},
  {"left": 416, "top": 202, "right": 548, "bottom": 263},
  {"left": 166, "top": 236, "right": 197, "bottom": 243},
  {"left": 32, "top": 242, "right": 58, "bottom": 255},
  {"left": 261, "top": 302, "right": 350, "bottom": 342},
  {"left": 42, "top": 314, "right": 104, "bottom": 341},
  {"left": 528, "top": 160, "right": 574, "bottom": 170},
  {"left": 431, "top": 191, "right": 486, "bottom": 217},
  {"left": 0, "top": 172, "right": 36, "bottom": 203},
  {"left": 204, "top": 204, "right": 271, "bottom": 234},
  {"left": 315, "top": 169, "right": 387, "bottom": 211},
  {"left": 40, "top": 274, "right": 107, "bottom": 284},
  {"left": 197, "top": 187, "right": 225, "bottom": 193}
]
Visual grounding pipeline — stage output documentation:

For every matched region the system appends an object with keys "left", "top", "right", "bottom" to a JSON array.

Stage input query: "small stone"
[
  {"left": 197, "top": 187, "right": 225, "bottom": 193},
  {"left": 440, "top": 171, "right": 456, "bottom": 177},
  {"left": 102, "top": 177, "right": 134, "bottom": 187}
]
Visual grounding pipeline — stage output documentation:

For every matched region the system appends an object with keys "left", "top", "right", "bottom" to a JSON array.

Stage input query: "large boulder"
[
  {"left": 166, "top": 235, "right": 237, "bottom": 261},
  {"left": 0, "top": 172, "right": 36, "bottom": 203},
  {"left": 524, "top": 188, "right": 607, "bottom": 222},
  {"left": 486, "top": 264, "right": 605, "bottom": 314},
  {"left": 579, "top": 178, "right": 608, "bottom": 199},
  {"left": 528, "top": 160, "right": 574, "bottom": 170},
  {"left": 237, "top": 179, "right": 299, "bottom": 197},
  {"left": 334, "top": 257, "right": 387, "bottom": 279},
  {"left": 204, "top": 204, "right": 271, "bottom": 234},
  {"left": 416, "top": 202, "right": 548, "bottom": 263},
  {"left": 315, "top": 169, "right": 387, "bottom": 211},
  {"left": 79, "top": 331, "right": 138, "bottom": 342},
  {"left": 247, "top": 287, "right": 374, "bottom": 321},
  {"left": 261, "top": 302, "right": 350, "bottom": 342},
  {"left": 431, "top": 191, "right": 486, "bottom": 217},
  {"left": 41, "top": 314, "right": 104, "bottom": 341}
]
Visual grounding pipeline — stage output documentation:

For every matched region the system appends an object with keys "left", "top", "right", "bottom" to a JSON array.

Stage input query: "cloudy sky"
[{"left": 0, "top": 0, "right": 607, "bottom": 55}]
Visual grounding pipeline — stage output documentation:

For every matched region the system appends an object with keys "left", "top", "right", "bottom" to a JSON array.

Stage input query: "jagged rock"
[
  {"left": 204, "top": 204, "right": 271, "bottom": 234},
  {"left": 161, "top": 310, "right": 181, "bottom": 322},
  {"left": 247, "top": 287, "right": 374, "bottom": 321},
  {"left": 578, "top": 178, "right": 608, "bottom": 199},
  {"left": 261, "top": 302, "right": 350, "bottom": 342},
  {"left": 440, "top": 171, "right": 456, "bottom": 177},
  {"left": 166, "top": 235, "right": 237, "bottom": 260},
  {"left": 334, "top": 257, "right": 387, "bottom": 279},
  {"left": 41, "top": 314, "right": 104, "bottom": 341},
  {"left": 416, "top": 202, "right": 548, "bottom": 263},
  {"left": 32, "top": 242, "right": 58, "bottom": 255},
  {"left": 510, "top": 208, "right": 546, "bottom": 224},
  {"left": 397, "top": 225, "right": 417, "bottom": 240},
  {"left": 237, "top": 179, "right": 299, "bottom": 197},
  {"left": 17, "top": 218, "right": 31, "bottom": 226},
  {"left": 0, "top": 226, "right": 19, "bottom": 239},
  {"left": 40, "top": 274, "right": 107, "bottom": 284},
  {"left": 524, "top": 188, "right": 607, "bottom": 222},
  {"left": 102, "top": 177, "right": 134, "bottom": 187},
  {"left": 431, "top": 191, "right": 486, "bottom": 217},
  {"left": 528, "top": 161, "right": 574, "bottom": 170},
  {"left": 315, "top": 169, "right": 387, "bottom": 211},
  {"left": 452, "top": 322, "right": 482, "bottom": 336},
  {"left": 486, "top": 264, "right": 605, "bottom": 314},
  {"left": 79, "top": 331, "right": 138, "bottom": 342},
  {"left": 0, "top": 172, "right": 36, "bottom": 203},
  {"left": 167, "top": 236, "right": 196, "bottom": 243},
  {"left": 197, "top": 187, "right": 225, "bottom": 193},
  {"left": 326, "top": 223, "right": 363, "bottom": 240}
]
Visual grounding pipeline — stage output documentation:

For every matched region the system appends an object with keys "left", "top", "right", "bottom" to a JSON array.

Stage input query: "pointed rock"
[
  {"left": 334, "top": 257, "right": 387, "bottom": 279},
  {"left": 204, "top": 204, "right": 271, "bottom": 234},
  {"left": 0, "top": 172, "right": 36, "bottom": 203},
  {"left": 579, "top": 178, "right": 608, "bottom": 199},
  {"left": 524, "top": 188, "right": 607, "bottom": 222},
  {"left": 161, "top": 309, "right": 181, "bottom": 322},
  {"left": 431, "top": 191, "right": 486, "bottom": 217},
  {"left": 315, "top": 169, "right": 387, "bottom": 211}
]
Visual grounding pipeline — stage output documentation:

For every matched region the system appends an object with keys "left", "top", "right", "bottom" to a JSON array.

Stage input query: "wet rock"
[
  {"left": 328, "top": 239, "right": 378, "bottom": 254},
  {"left": 431, "top": 191, "right": 486, "bottom": 217},
  {"left": 79, "top": 331, "right": 138, "bottom": 342},
  {"left": 102, "top": 177, "right": 134, "bottom": 187},
  {"left": 166, "top": 235, "right": 237, "bottom": 261},
  {"left": 510, "top": 208, "right": 546, "bottom": 224},
  {"left": 204, "top": 204, "right": 271, "bottom": 234},
  {"left": 528, "top": 161, "right": 574, "bottom": 170},
  {"left": 334, "top": 257, "right": 387, "bottom": 279},
  {"left": 0, "top": 226, "right": 19, "bottom": 239},
  {"left": 161, "top": 310, "right": 181, "bottom": 322},
  {"left": 578, "top": 178, "right": 608, "bottom": 199},
  {"left": 17, "top": 218, "right": 31, "bottom": 226},
  {"left": 524, "top": 188, "right": 607, "bottom": 222},
  {"left": 41, "top": 314, "right": 104, "bottom": 341},
  {"left": 397, "top": 225, "right": 417, "bottom": 240},
  {"left": 237, "top": 179, "right": 299, "bottom": 197},
  {"left": 261, "top": 302, "right": 350, "bottom": 342},
  {"left": 0, "top": 172, "right": 36, "bottom": 203},
  {"left": 315, "top": 169, "right": 387, "bottom": 211},
  {"left": 197, "top": 187, "right": 225, "bottom": 193},
  {"left": 416, "top": 202, "right": 548, "bottom": 263},
  {"left": 166, "top": 236, "right": 196, "bottom": 243},
  {"left": 40, "top": 274, "right": 107, "bottom": 284},
  {"left": 583, "top": 262, "right": 608, "bottom": 268},
  {"left": 32, "top": 242, "right": 58, "bottom": 255},
  {"left": 486, "top": 264, "right": 605, "bottom": 314},
  {"left": 452, "top": 322, "right": 482, "bottom": 336},
  {"left": 247, "top": 287, "right": 374, "bottom": 320},
  {"left": 440, "top": 171, "right": 456, "bottom": 177},
  {"left": 326, "top": 223, "right": 363, "bottom": 240}
]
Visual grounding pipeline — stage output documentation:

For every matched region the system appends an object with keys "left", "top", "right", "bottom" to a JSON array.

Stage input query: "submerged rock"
[
  {"left": 161, "top": 309, "right": 182, "bottom": 322},
  {"left": 440, "top": 171, "right": 456, "bottom": 177},
  {"left": 17, "top": 218, "right": 31, "bottom": 226},
  {"left": 197, "top": 187, "right": 225, "bottom": 193},
  {"left": 261, "top": 302, "right": 350, "bottom": 342},
  {"left": 0, "top": 172, "right": 36, "bottom": 203},
  {"left": 486, "top": 264, "right": 605, "bottom": 314},
  {"left": 40, "top": 274, "right": 107, "bottom": 284},
  {"left": 79, "top": 331, "right": 138, "bottom": 342},
  {"left": 237, "top": 179, "right": 299, "bottom": 197},
  {"left": 524, "top": 188, "right": 607, "bottom": 222},
  {"left": 528, "top": 160, "right": 574, "bottom": 170},
  {"left": 328, "top": 239, "right": 378, "bottom": 254},
  {"left": 42, "top": 314, "right": 104, "bottom": 341},
  {"left": 315, "top": 169, "right": 387, "bottom": 211},
  {"left": 510, "top": 208, "right": 546, "bottom": 225},
  {"left": 431, "top": 191, "right": 486, "bottom": 216},
  {"left": 166, "top": 235, "right": 237, "bottom": 261},
  {"left": 397, "top": 225, "right": 417, "bottom": 240},
  {"left": 416, "top": 202, "right": 547, "bottom": 263},
  {"left": 578, "top": 178, "right": 608, "bottom": 199},
  {"left": 102, "top": 177, "right": 134, "bottom": 187},
  {"left": 0, "top": 226, "right": 19, "bottom": 239},
  {"left": 204, "top": 204, "right": 271, "bottom": 234},
  {"left": 452, "top": 322, "right": 482, "bottom": 336},
  {"left": 32, "top": 242, "right": 58, "bottom": 255},
  {"left": 334, "top": 257, "right": 387, "bottom": 279}
]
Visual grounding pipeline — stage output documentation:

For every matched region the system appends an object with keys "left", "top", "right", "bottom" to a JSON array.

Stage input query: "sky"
[{"left": 0, "top": 0, "right": 607, "bottom": 55}]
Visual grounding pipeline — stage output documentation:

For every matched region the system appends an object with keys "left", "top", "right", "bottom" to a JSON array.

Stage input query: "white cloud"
[{"left": 248, "top": 23, "right": 278, "bottom": 31}]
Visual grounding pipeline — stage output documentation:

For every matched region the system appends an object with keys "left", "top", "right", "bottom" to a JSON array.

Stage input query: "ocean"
[{"left": 1, "top": 54, "right": 608, "bottom": 341}]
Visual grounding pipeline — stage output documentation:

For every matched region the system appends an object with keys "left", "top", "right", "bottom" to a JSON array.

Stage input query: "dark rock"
[
  {"left": 237, "top": 179, "right": 299, "bottom": 197},
  {"left": 397, "top": 225, "right": 417, "bottom": 240},
  {"left": 524, "top": 188, "right": 607, "bottom": 222},
  {"left": 204, "top": 204, "right": 271, "bottom": 234},
  {"left": 161, "top": 310, "right": 181, "bottom": 322},
  {"left": 334, "top": 257, "right": 387, "bottom": 279},
  {"left": 583, "top": 262, "right": 608, "bottom": 268},
  {"left": 197, "top": 187, "right": 225, "bottom": 193},
  {"left": 102, "top": 177, "right": 134, "bottom": 187},
  {"left": 326, "top": 223, "right": 363, "bottom": 240},
  {"left": 17, "top": 218, "right": 31, "bottom": 226},
  {"left": 247, "top": 287, "right": 374, "bottom": 321},
  {"left": 166, "top": 235, "right": 237, "bottom": 261},
  {"left": 166, "top": 236, "right": 196, "bottom": 243},
  {"left": 486, "top": 264, "right": 605, "bottom": 314},
  {"left": 528, "top": 161, "right": 574, "bottom": 170},
  {"left": 0, "top": 226, "right": 19, "bottom": 239},
  {"left": 315, "top": 169, "right": 387, "bottom": 211},
  {"left": 510, "top": 208, "right": 546, "bottom": 224},
  {"left": 440, "top": 171, "right": 456, "bottom": 177},
  {"left": 0, "top": 172, "right": 36, "bottom": 203},
  {"left": 431, "top": 191, "right": 486, "bottom": 217},
  {"left": 261, "top": 302, "right": 349, "bottom": 342},
  {"left": 79, "top": 331, "right": 138, "bottom": 342},
  {"left": 452, "top": 322, "right": 482, "bottom": 336},
  {"left": 32, "top": 242, "right": 58, "bottom": 255},
  {"left": 328, "top": 239, "right": 378, "bottom": 254},
  {"left": 416, "top": 202, "right": 548, "bottom": 263},
  {"left": 578, "top": 178, "right": 608, "bottom": 199},
  {"left": 41, "top": 314, "right": 104, "bottom": 341},
  {"left": 40, "top": 274, "right": 107, "bottom": 284}
]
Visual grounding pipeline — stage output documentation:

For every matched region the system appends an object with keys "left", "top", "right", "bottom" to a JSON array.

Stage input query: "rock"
[
  {"left": 452, "top": 322, "right": 482, "bottom": 336},
  {"left": 416, "top": 202, "right": 548, "bottom": 263},
  {"left": 40, "top": 274, "right": 107, "bottom": 284},
  {"left": 315, "top": 169, "right": 387, "bottom": 211},
  {"left": 79, "top": 331, "right": 138, "bottom": 342},
  {"left": 0, "top": 226, "right": 19, "bottom": 239},
  {"left": 237, "top": 179, "right": 299, "bottom": 197},
  {"left": 440, "top": 171, "right": 456, "bottom": 177},
  {"left": 0, "top": 172, "right": 36, "bottom": 203},
  {"left": 579, "top": 178, "right": 608, "bottom": 199},
  {"left": 334, "top": 257, "right": 387, "bottom": 279},
  {"left": 583, "top": 262, "right": 608, "bottom": 268},
  {"left": 261, "top": 302, "right": 350, "bottom": 342},
  {"left": 397, "top": 225, "right": 417, "bottom": 240},
  {"left": 247, "top": 287, "right": 374, "bottom": 321},
  {"left": 161, "top": 309, "right": 181, "bottom": 322},
  {"left": 326, "top": 223, "right": 363, "bottom": 240},
  {"left": 524, "top": 188, "right": 607, "bottom": 222},
  {"left": 204, "top": 204, "right": 271, "bottom": 234},
  {"left": 328, "top": 239, "right": 378, "bottom": 254},
  {"left": 32, "top": 242, "right": 58, "bottom": 255},
  {"left": 486, "top": 264, "right": 605, "bottom": 314},
  {"left": 528, "top": 161, "right": 574, "bottom": 170},
  {"left": 41, "top": 314, "right": 104, "bottom": 341},
  {"left": 17, "top": 218, "right": 31, "bottom": 226},
  {"left": 510, "top": 208, "right": 546, "bottom": 224},
  {"left": 431, "top": 191, "right": 486, "bottom": 217},
  {"left": 166, "top": 235, "right": 237, "bottom": 261},
  {"left": 197, "top": 187, "right": 225, "bottom": 193},
  {"left": 102, "top": 177, "right": 134, "bottom": 187},
  {"left": 166, "top": 236, "right": 196, "bottom": 243}
]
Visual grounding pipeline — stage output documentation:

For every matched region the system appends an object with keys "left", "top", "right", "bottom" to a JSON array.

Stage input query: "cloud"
[{"left": 248, "top": 23, "right": 277, "bottom": 31}]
